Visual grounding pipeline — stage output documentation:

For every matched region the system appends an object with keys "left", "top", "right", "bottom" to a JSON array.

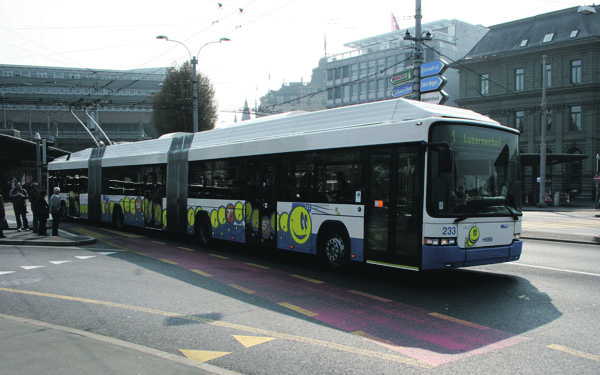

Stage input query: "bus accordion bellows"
[{"left": 48, "top": 98, "right": 522, "bottom": 271}]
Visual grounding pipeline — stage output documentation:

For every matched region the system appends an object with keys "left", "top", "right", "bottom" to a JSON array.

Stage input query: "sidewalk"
[
  {"left": 1, "top": 203, "right": 96, "bottom": 246},
  {"left": 0, "top": 313, "right": 238, "bottom": 375}
]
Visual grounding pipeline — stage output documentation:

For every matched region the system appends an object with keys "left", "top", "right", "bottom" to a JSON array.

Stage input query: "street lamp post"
[
  {"left": 34, "top": 132, "right": 42, "bottom": 186},
  {"left": 156, "top": 35, "right": 230, "bottom": 133}
]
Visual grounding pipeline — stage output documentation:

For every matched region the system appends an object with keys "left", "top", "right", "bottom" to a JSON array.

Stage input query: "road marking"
[
  {"left": 152, "top": 241, "right": 166, "bottom": 245},
  {"left": 178, "top": 247, "right": 195, "bottom": 252},
  {"left": 101, "top": 228, "right": 143, "bottom": 238},
  {"left": 159, "top": 259, "right": 178, "bottom": 265},
  {"left": 0, "top": 271, "right": 15, "bottom": 276},
  {"left": 290, "top": 274, "right": 323, "bottom": 284},
  {"left": 190, "top": 269, "right": 212, "bottom": 277},
  {"left": 511, "top": 262, "right": 600, "bottom": 277},
  {"left": 228, "top": 283, "right": 256, "bottom": 294},
  {"left": 21, "top": 266, "right": 44, "bottom": 270},
  {"left": 233, "top": 335, "right": 276, "bottom": 348},
  {"left": 180, "top": 349, "right": 230, "bottom": 362},
  {"left": 429, "top": 313, "right": 490, "bottom": 330},
  {"left": 278, "top": 302, "right": 319, "bottom": 317},
  {"left": 49, "top": 261, "right": 72, "bottom": 265},
  {"left": 548, "top": 344, "right": 600, "bottom": 362},
  {"left": 209, "top": 254, "right": 229, "bottom": 259},
  {"left": 75, "top": 256, "right": 96, "bottom": 260},
  {"left": 246, "top": 263, "right": 270, "bottom": 270},
  {"left": 0, "top": 287, "right": 434, "bottom": 368},
  {"left": 348, "top": 290, "right": 392, "bottom": 302}
]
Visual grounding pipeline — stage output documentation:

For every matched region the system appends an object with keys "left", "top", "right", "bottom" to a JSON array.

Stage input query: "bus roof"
[{"left": 50, "top": 99, "right": 507, "bottom": 168}]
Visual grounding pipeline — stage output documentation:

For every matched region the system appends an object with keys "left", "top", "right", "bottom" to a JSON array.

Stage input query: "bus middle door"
[{"left": 245, "top": 158, "right": 277, "bottom": 248}]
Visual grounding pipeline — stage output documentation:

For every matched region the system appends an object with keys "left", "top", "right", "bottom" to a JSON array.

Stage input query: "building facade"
[
  {"left": 0, "top": 65, "right": 166, "bottom": 151},
  {"left": 454, "top": 6, "right": 600, "bottom": 202},
  {"left": 259, "top": 19, "right": 488, "bottom": 115}
]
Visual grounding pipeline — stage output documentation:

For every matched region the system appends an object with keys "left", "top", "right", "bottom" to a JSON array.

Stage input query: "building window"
[
  {"left": 542, "top": 33, "right": 554, "bottom": 43},
  {"left": 515, "top": 111, "right": 525, "bottom": 131},
  {"left": 515, "top": 68, "right": 524, "bottom": 91},
  {"left": 571, "top": 60, "right": 582, "bottom": 84},
  {"left": 480, "top": 74, "right": 489, "bottom": 95},
  {"left": 570, "top": 105, "right": 582, "bottom": 131},
  {"left": 544, "top": 63, "right": 552, "bottom": 87}
]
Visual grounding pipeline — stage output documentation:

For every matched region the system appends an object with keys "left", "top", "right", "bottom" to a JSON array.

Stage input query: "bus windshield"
[{"left": 427, "top": 123, "right": 521, "bottom": 219}]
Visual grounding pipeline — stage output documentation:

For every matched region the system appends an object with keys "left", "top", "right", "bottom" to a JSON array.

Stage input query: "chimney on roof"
[{"left": 578, "top": 6, "right": 596, "bottom": 15}]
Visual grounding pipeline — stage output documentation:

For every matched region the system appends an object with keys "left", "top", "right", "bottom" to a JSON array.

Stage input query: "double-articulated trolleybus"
[{"left": 48, "top": 98, "right": 522, "bottom": 271}]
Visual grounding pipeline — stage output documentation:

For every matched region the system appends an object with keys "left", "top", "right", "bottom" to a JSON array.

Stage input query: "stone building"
[{"left": 454, "top": 6, "right": 599, "bottom": 202}]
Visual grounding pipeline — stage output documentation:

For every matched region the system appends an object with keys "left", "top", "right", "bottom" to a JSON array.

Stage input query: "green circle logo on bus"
[
  {"left": 466, "top": 226, "right": 480, "bottom": 247},
  {"left": 289, "top": 206, "right": 311, "bottom": 244}
]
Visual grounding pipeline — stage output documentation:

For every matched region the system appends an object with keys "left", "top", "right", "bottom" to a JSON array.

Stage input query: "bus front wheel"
[{"left": 319, "top": 228, "right": 350, "bottom": 270}]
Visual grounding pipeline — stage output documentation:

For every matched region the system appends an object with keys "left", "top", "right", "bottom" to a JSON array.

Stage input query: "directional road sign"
[
  {"left": 420, "top": 59, "right": 449, "bottom": 78},
  {"left": 420, "top": 90, "right": 449, "bottom": 105},
  {"left": 391, "top": 83, "right": 413, "bottom": 98},
  {"left": 420, "top": 75, "right": 447, "bottom": 93},
  {"left": 390, "top": 69, "right": 413, "bottom": 85}
]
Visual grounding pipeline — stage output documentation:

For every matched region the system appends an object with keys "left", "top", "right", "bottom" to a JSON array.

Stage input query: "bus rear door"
[{"left": 245, "top": 158, "right": 277, "bottom": 248}]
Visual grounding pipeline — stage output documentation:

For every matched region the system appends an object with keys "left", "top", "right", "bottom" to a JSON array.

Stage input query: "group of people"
[{"left": 0, "top": 182, "right": 61, "bottom": 238}]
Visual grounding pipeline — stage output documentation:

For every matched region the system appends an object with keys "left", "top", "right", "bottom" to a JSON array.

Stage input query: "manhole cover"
[{"left": 0, "top": 278, "right": 41, "bottom": 286}]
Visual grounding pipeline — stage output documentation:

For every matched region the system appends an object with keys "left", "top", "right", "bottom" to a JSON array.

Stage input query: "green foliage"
[{"left": 153, "top": 62, "right": 217, "bottom": 135}]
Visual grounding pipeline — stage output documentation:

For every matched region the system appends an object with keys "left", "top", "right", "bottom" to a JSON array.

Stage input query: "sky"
[{"left": 0, "top": 0, "right": 589, "bottom": 124}]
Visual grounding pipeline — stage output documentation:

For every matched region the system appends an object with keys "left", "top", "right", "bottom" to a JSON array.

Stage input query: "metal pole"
[
  {"left": 192, "top": 56, "right": 199, "bottom": 133},
  {"left": 413, "top": 0, "right": 423, "bottom": 101},
  {"left": 538, "top": 55, "right": 547, "bottom": 208}
]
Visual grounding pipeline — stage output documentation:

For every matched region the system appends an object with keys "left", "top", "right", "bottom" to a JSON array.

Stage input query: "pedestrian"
[
  {"left": 0, "top": 194, "right": 7, "bottom": 238},
  {"left": 29, "top": 182, "right": 40, "bottom": 233},
  {"left": 9, "top": 182, "right": 29, "bottom": 232},
  {"left": 37, "top": 191, "right": 50, "bottom": 236},
  {"left": 50, "top": 187, "right": 61, "bottom": 236}
]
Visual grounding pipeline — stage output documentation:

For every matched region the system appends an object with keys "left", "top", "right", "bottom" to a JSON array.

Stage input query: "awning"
[
  {"left": 520, "top": 153, "right": 588, "bottom": 166},
  {"left": 0, "top": 133, "right": 70, "bottom": 165}
]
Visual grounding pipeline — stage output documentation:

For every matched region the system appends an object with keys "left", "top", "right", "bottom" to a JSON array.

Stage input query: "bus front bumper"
[{"left": 421, "top": 240, "right": 523, "bottom": 270}]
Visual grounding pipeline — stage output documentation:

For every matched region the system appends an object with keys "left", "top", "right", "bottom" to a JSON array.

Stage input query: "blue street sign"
[
  {"left": 391, "top": 83, "right": 413, "bottom": 98},
  {"left": 420, "top": 59, "right": 449, "bottom": 78},
  {"left": 420, "top": 75, "right": 447, "bottom": 92}
]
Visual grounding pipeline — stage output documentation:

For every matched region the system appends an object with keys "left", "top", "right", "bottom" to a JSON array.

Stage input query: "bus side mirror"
[{"left": 439, "top": 147, "right": 453, "bottom": 173}]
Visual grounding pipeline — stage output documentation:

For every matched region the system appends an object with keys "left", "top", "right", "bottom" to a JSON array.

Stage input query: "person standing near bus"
[
  {"left": 10, "top": 182, "right": 29, "bottom": 232},
  {"left": 50, "top": 187, "right": 61, "bottom": 236},
  {"left": 37, "top": 191, "right": 50, "bottom": 236},
  {"left": 0, "top": 193, "right": 7, "bottom": 238},
  {"left": 29, "top": 182, "right": 40, "bottom": 233}
]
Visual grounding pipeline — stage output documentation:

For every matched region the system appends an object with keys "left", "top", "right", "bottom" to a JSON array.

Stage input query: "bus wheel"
[
  {"left": 320, "top": 229, "right": 350, "bottom": 270},
  {"left": 196, "top": 215, "right": 213, "bottom": 248},
  {"left": 113, "top": 206, "right": 125, "bottom": 230}
]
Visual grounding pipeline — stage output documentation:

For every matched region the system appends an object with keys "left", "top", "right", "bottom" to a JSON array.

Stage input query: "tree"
[{"left": 153, "top": 62, "right": 217, "bottom": 135}]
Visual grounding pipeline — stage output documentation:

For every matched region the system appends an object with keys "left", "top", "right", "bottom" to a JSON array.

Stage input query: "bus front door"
[
  {"left": 245, "top": 158, "right": 277, "bottom": 249},
  {"left": 366, "top": 147, "right": 422, "bottom": 270}
]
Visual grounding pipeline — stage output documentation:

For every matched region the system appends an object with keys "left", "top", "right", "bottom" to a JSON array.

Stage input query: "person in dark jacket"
[
  {"left": 50, "top": 187, "right": 61, "bottom": 236},
  {"left": 9, "top": 182, "right": 29, "bottom": 231},
  {"left": 36, "top": 191, "right": 50, "bottom": 236}
]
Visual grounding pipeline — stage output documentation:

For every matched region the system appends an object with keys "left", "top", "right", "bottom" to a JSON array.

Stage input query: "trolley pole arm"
[
  {"left": 70, "top": 108, "right": 100, "bottom": 148},
  {"left": 84, "top": 108, "right": 113, "bottom": 145}
]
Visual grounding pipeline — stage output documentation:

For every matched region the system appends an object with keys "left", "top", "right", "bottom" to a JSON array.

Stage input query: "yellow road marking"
[
  {"left": 179, "top": 349, "right": 230, "bottom": 362},
  {"left": 190, "top": 269, "right": 212, "bottom": 277},
  {"left": 548, "top": 344, "right": 600, "bottom": 362},
  {"left": 278, "top": 302, "right": 318, "bottom": 317},
  {"left": 152, "top": 241, "right": 166, "bottom": 245},
  {"left": 159, "top": 259, "right": 178, "bottom": 265},
  {"left": 233, "top": 335, "right": 276, "bottom": 348},
  {"left": 71, "top": 228, "right": 130, "bottom": 251},
  {"left": 348, "top": 290, "right": 392, "bottom": 302},
  {"left": 228, "top": 283, "right": 256, "bottom": 294},
  {"left": 290, "top": 274, "right": 323, "bottom": 284},
  {"left": 246, "top": 263, "right": 270, "bottom": 270},
  {"left": 0, "top": 287, "right": 434, "bottom": 368},
  {"left": 209, "top": 254, "right": 229, "bottom": 259},
  {"left": 178, "top": 247, "right": 195, "bottom": 252},
  {"left": 429, "top": 312, "right": 490, "bottom": 330},
  {"left": 101, "top": 228, "right": 143, "bottom": 238}
]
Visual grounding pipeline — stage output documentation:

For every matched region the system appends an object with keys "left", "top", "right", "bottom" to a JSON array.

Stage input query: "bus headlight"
[
  {"left": 424, "top": 237, "right": 457, "bottom": 246},
  {"left": 513, "top": 233, "right": 521, "bottom": 240}
]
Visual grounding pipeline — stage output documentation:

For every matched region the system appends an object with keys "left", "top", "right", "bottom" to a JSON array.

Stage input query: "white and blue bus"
[{"left": 48, "top": 98, "right": 522, "bottom": 271}]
